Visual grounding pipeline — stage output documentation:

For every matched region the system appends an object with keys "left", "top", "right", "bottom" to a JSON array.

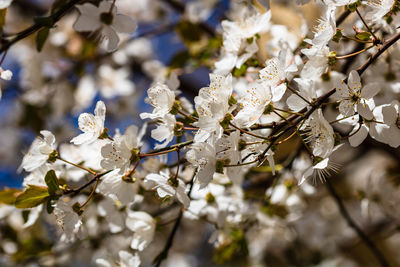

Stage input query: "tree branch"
[
  {"left": 0, "top": 0, "right": 82, "bottom": 53},
  {"left": 325, "top": 178, "right": 389, "bottom": 267},
  {"left": 153, "top": 174, "right": 195, "bottom": 266}
]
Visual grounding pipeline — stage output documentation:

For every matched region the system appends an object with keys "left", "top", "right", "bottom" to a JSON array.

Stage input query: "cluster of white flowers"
[{"left": 1, "top": 0, "right": 400, "bottom": 266}]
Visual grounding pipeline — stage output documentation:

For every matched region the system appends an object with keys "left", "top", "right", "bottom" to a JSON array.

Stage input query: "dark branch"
[
  {"left": 325, "top": 178, "right": 389, "bottom": 267},
  {"left": 0, "top": 0, "right": 83, "bottom": 53}
]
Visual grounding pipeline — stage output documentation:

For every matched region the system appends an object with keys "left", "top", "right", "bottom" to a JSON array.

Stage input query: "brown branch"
[
  {"left": 153, "top": 173, "right": 196, "bottom": 267},
  {"left": 258, "top": 31, "right": 400, "bottom": 162},
  {"left": 325, "top": 178, "right": 389, "bottom": 267},
  {"left": 63, "top": 170, "right": 111, "bottom": 195},
  {"left": 0, "top": 0, "right": 83, "bottom": 53}
]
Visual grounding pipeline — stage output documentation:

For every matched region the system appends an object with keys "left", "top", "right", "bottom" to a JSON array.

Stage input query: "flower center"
[
  {"left": 350, "top": 93, "right": 361, "bottom": 104},
  {"left": 100, "top": 12, "right": 113, "bottom": 25}
]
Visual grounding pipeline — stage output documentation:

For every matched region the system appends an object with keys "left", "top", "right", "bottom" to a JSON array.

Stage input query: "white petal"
[
  {"left": 94, "top": 100, "right": 106, "bottom": 120},
  {"left": 347, "top": 70, "right": 361, "bottom": 91},
  {"left": 339, "top": 100, "right": 355, "bottom": 117},
  {"left": 357, "top": 103, "right": 373, "bottom": 120},
  {"left": 287, "top": 94, "right": 307, "bottom": 111},
  {"left": 361, "top": 83, "right": 380, "bottom": 99},
  {"left": 349, "top": 124, "right": 368, "bottom": 147},
  {"left": 71, "top": 132, "right": 96, "bottom": 145},
  {"left": 113, "top": 14, "right": 137, "bottom": 33},
  {"left": 101, "top": 26, "right": 120, "bottom": 52},
  {"left": 381, "top": 105, "right": 397, "bottom": 125}
]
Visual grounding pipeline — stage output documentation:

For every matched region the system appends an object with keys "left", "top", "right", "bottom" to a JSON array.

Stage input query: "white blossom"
[
  {"left": 145, "top": 171, "right": 190, "bottom": 208},
  {"left": 334, "top": 70, "right": 380, "bottom": 120},
  {"left": 140, "top": 83, "right": 176, "bottom": 120},
  {"left": 194, "top": 73, "right": 233, "bottom": 142},
  {"left": 125, "top": 211, "right": 156, "bottom": 251},
  {"left": 54, "top": 198, "right": 82, "bottom": 242},
  {"left": 20, "top": 130, "right": 57, "bottom": 172},
  {"left": 73, "top": 1, "right": 137, "bottom": 51},
  {"left": 71, "top": 101, "right": 106, "bottom": 145},
  {"left": 186, "top": 142, "right": 216, "bottom": 187}
]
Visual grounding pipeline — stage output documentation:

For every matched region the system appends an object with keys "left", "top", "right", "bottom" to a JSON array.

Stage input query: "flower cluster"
[{"left": 1, "top": 0, "right": 400, "bottom": 266}]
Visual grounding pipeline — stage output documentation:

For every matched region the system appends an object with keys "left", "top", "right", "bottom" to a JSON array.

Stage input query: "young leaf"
[
  {"left": 356, "top": 32, "right": 372, "bottom": 41},
  {"left": 15, "top": 185, "right": 49, "bottom": 209},
  {"left": 36, "top": 27, "right": 50, "bottom": 52},
  {"left": 0, "top": 188, "right": 22, "bottom": 205},
  {"left": 44, "top": 170, "right": 60, "bottom": 196}
]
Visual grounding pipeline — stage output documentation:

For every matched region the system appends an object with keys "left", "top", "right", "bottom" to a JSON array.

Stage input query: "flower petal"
[
  {"left": 357, "top": 102, "right": 373, "bottom": 120},
  {"left": 381, "top": 104, "right": 397, "bottom": 125},
  {"left": 113, "top": 14, "right": 137, "bottom": 33},
  {"left": 349, "top": 124, "right": 368, "bottom": 147},
  {"left": 361, "top": 83, "right": 380, "bottom": 99}
]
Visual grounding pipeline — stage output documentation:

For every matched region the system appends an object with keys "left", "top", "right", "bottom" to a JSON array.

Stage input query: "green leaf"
[
  {"left": 0, "top": 188, "right": 22, "bottom": 205},
  {"left": 356, "top": 32, "right": 372, "bottom": 41},
  {"left": 36, "top": 27, "right": 50, "bottom": 52},
  {"left": 0, "top": 9, "right": 7, "bottom": 30},
  {"left": 44, "top": 170, "right": 59, "bottom": 196},
  {"left": 15, "top": 185, "right": 49, "bottom": 209}
]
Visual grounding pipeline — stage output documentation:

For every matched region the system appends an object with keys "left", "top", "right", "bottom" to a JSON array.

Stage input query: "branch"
[
  {"left": 153, "top": 173, "right": 196, "bottom": 266},
  {"left": 63, "top": 170, "right": 111, "bottom": 195},
  {"left": 0, "top": 0, "right": 82, "bottom": 53},
  {"left": 258, "top": 31, "right": 400, "bottom": 162},
  {"left": 325, "top": 178, "right": 389, "bottom": 267}
]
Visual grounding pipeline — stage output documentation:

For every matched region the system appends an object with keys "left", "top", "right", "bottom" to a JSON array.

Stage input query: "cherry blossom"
[
  {"left": 71, "top": 101, "right": 106, "bottom": 145},
  {"left": 334, "top": 70, "right": 380, "bottom": 120},
  {"left": 74, "top": 1, "right": 137, "bottom": 51},
  {"left": 20, "top": 130, "right": 57, "bottom": 172}
]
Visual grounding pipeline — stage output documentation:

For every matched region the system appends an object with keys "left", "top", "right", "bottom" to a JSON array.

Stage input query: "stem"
[
  {"left": 329, "top": 114, "right": 356, "bottom": 124},
  {"left": 139, "top": 147, "right": 178, "bottom": 157},
  {"left": 109, "top": 0, "right": 117, "bottom": 13},
  {"left": 356, "top": 8, "right": 378, "bottom": 41},
  {"left": 274, "top": 107, "right": 304, "bottom": 117},
  {"left": 153, "top": 173, "right": 196, "bottom": 267},
  {"left": 64, "top": 170, "right": 111, "bottom": 195},
  {"left": 336, "top": 45, "right": 374, "bottom": 59},
  {"left": 225, "top": 159, "right": 258, "bottom": 167},
  {"left": 178, "top": 109, "right": 197, "bottom": 122},
  {"left": 141, "top": 140, "right": 193, "bottom": 156},
  {"left": 0, "top": 49, "right": 8, "bottom": 66},
  {"left": 325, "top": 179, "right": 389, "bottom": 267},
  {"left": 287, "top": 86, "right": 312, "bottom": 105},
  {"left": 229, "top": 122, "right": 269, "bottom": 140},
  {"left": 80, "top": 177, "right": 100, "bottom": 208},
  {"left": 342, "top": 35, "right": 374, "bottom": 43},
  {"left": 57, "top": 157, "right": 96, "bottom": 175}
]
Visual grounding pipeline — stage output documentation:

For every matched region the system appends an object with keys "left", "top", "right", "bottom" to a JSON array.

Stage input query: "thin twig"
[
  {"left": 325, "top": 178, "right": 389, "bottom": 267},
  {"left": 0, "top": 0, "right": 83, "bottom": 53},
  {"left": 153, "top": 173, "right": 196, "bottom": 267}
]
